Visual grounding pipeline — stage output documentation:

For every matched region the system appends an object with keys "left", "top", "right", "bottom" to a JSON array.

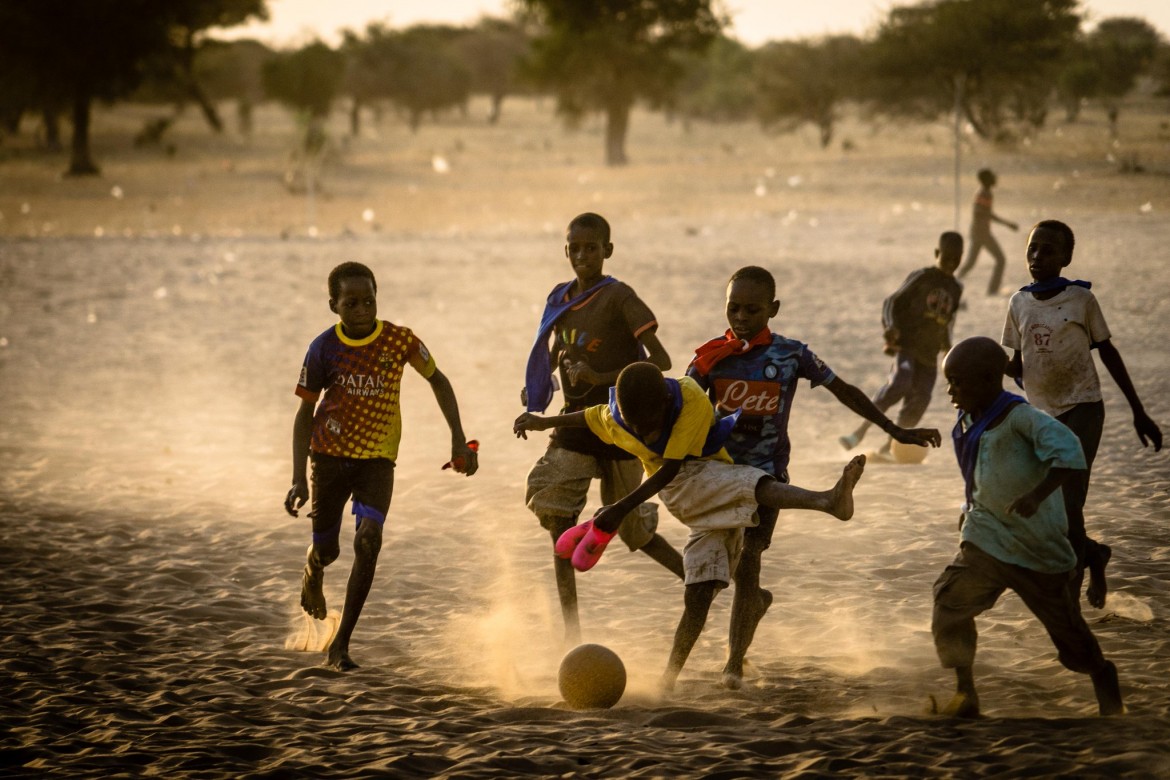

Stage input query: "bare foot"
[
  {"left": 300, "top": 562, "right": 327, "bottom": 620},
  {"left": 720, "top": 590, "right": 772, "bottom": 690},
  {"left": 1087, "top": 544, "right": 1111, "bottom": 609},
  {"left": 829, "top": 455, "right": 866, "bottom": 520},
  {"left": 327, "top": 643, "right": 360, "bottom": 671},
  {"left": 719, "top": 671, "right": 743, "bottom": 690},
  {"left": 936, "top": 692, "right": 980, "bottom": 718}
]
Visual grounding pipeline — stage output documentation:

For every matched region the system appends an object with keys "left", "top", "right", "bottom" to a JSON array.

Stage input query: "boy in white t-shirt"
[{"left": 1001, "top": 220, "right": 1162, "bottom": 609}]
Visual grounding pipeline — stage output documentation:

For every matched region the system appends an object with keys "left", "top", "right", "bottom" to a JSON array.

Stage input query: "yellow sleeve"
[
  {"left": 409, "top": 336, "right": 438, "bottom": 380},
  {"left": 584, "top": 404, "right": 617, "bottom": 444},
  {"left": 662, "top": 378, "right": 716, "bottom": 461}
]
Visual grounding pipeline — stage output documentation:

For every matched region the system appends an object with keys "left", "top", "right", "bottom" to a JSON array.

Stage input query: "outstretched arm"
[
  {"left": 1096, "top": 339, "right": 1162, "bottom": 451},
  {"left": 513, "top": 410, "right": 588, "bottom": 439},
  {"left": 285, "top": 398, "right": 315, "bottom": 516},
  {"left": 992, "top": 212, "right": 1018, "bottom": 231},
  {"left": 427, "top": 367, "right": 478, "bottom": 475},
  {"left": 591, "top": 459, "right": 683, "bottom": 534},
  {"left": 823, "top": 376, "right": 942, "bottom": 447}
]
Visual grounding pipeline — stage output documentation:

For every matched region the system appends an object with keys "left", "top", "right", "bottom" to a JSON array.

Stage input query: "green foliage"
[
  {"left": 1056, "top": 17, "right": 1162, "bottom": 125},
  {"left": 263, "top": 42, "right": 345, "bottom": 118},
  {"left": 518, "top": 0, "right": 725, "bottom": 164},
  {"left": 453, "top": 18, "right": 534, "bottom": 122},
  {"left": 868, "top": 0, "right": 1081, "bottom": 140},
  {"left": 754, "top": 35, "right": 866, "bottom": 147},
  {"left": 671, "top": 35, "right": 756, "bottom": 122}
]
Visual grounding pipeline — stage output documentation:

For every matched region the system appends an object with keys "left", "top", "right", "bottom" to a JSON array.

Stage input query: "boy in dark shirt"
[
  {"left": 522, "top": 212, "right": 683, "bottom": 645},
  {"left": 840, "top": 232, "right": 964, "bottom": 460}
]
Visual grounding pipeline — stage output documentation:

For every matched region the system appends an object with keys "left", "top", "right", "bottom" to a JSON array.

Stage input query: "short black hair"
[
  {"left": 938, "top": 231, "right": 964, "bottom": 253},
  {"left": 328, "top": 262, "right": 377, "bottom": 299},
  {"left": 615, "top": 362, "right": 668, "bottom": 428},
  {"left": 567, "top": 212, "right": 611, "bottom": 243},
  {"left": 1032, "top": 219, "right": 1075, "bottom": 259},
  {"left": 728, "top": 266, "right": 776, "bottom": 299},
  {"left": 977, "top": 168, "right": 996, "bottom": 186}
]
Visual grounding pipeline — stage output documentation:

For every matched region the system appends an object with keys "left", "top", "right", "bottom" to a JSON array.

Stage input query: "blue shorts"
[{"left": 308, "top": 454, "right": 395, "bottom": 546}]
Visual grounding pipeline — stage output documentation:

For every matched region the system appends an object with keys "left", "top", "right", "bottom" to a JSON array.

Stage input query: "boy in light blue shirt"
[{"left": 931, "top": 337, "right": 1122, "bottom": 718}]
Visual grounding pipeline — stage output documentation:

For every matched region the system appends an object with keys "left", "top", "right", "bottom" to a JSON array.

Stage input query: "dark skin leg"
[
  {"left": 548, "top": 518, "right": 582, "bottom": 646},
  {"left": 721, "top": 549, "right": 772, "bottom": 690},
  {"left": 661, "top": 581, "right": 719, "bottom": 692},
  {"left": 301, "top": 545, "right": 328, "bottom": 620},
  {"left": 325, "top": 517, "right": 382, "bottom": 671},
  {"left": 640, "top": 533, "right": 684, "bottom": 580}
]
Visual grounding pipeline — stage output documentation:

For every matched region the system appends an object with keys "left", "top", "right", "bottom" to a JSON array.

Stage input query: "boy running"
[{"left": 285, "top": 262, "right": 477, "bottom": 670}]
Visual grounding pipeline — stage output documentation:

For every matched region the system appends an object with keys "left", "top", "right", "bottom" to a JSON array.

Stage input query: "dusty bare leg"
[
  {"left": 755, "top": 455, "right": 866, "bottom": 521},
  {"left": 640, "top": 533, "right": 684, "bottom": 580},
  {"left": 301, "top": 545, "right": 328, "bottom": 620},
  {"left": 548, "top": 519, "right": 581, "bottom": 647},
  {"left": 326, "top": 519, "right": 382, "bottom": 671},
  {"left": 661, "top": 582, "right": 719, "bottom": 693},
  {"left": 721, "top": 549, "right": 771, "bottom": 690},
  {"left": 1086, "top": 543, "right": 1111, "bottom": 610}
]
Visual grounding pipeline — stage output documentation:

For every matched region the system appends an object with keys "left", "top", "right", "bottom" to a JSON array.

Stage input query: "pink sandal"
[
  {"left": 571, "top": 524, "right": 617, "bottom": 572},
  {"left": 555, "top": 520, "right": 592, "bottom": 559}
]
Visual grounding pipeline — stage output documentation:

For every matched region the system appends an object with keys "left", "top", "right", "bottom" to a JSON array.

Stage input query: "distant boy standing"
[
  {"left": 1002, "top": 220, "right": 1162, "bottom": 609},
  {"left": 522, "top": 213, "right": 683, "bottom": 645},
  {"left": 840, "top": 232, "right": 964, "bottom": 459},
  {"left": 689, "top": 266, "right": 941, "bottom": 689},
  {"left": 932, "top": 337, "right": 1122, "bottom": 718},
  {"left": 285, "top": 262, "right": 478, "bottom": 671},
  {"left": 957, "top": 168, "right": 1018, "bottom": 295}
]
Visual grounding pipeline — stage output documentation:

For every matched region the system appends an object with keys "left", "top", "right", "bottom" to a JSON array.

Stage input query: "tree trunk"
[
  {"left": 604, "top": 98, "right": 630, "bottom": 166},
  {"left": 42, "top": 106, "right": 62, "bottom": 150},
  {"left": 488, "top": 93, "right": 503, "bottom": 125},
  {"left": 67, "top": 86, "right": 99, "bottom": 176},
  {"left": 350, "top": 98, "right": 362, "bottom": 137}
]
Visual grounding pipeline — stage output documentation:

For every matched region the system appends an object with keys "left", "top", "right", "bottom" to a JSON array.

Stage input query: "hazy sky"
[{"left": 224, "top": 0, "right": 1170, "bottom": 47}]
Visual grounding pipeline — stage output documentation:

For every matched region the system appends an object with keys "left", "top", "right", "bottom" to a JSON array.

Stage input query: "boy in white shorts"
[{"left": 515, "top": 361, "right": 866, "bottom": 691}]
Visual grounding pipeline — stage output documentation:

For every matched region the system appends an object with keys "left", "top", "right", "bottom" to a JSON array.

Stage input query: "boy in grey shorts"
[{"left": 522, "top": 213, "right": 683, "bottom": 645}]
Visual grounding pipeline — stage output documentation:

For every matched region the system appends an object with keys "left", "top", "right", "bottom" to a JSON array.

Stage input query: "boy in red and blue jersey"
[
  {"left": 686, "top": 266, "right": 942, "bottom": 689},
  {"left": 285, "top": 262, "right": 477, "bottom": 671}
]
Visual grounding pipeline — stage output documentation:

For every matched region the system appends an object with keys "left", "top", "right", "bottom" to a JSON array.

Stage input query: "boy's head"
[
  {"left": 943, "top": 337, "right": 1006, "bottom": 415},
  {"left": 615, "top": 361, "right": 670, "bottom": 441},
  {"left": 725, "top": 266, "right": 779, "bottom": 341},
  {"left": 1026, "top": 220, "right": 1075, "bottom": 282},
  {"left": 565, "top": 212, "right": 613, "bottom": 285},
  {"left": 977, "top": 168, "right": 997, "bottom": 187},
  {"left": 936, "top": 231, "right": 964, "bottom": 274},
  {"left": 327, "top": 262, "right": 378, "bottom": 339}
]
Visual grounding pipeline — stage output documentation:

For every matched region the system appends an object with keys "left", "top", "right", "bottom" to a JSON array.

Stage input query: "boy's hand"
[
  {"left": 513, "top": 413, "right": 546, "bottom": 439},
  {"left": 1134, "top": 412, "right": 1162, "bottom": 452},
  {"left": 1007, "top": 493, "right": 1040, "bottom": 518},
  {"left": 882, "top": 328, "right": 900, "bottom": 356},
  {"left": 890, "top": 426, "right": 942, "bottom": 448},
  {"left": 285, "top": 480, "right": 309, "bottom": 517},
  {"left": 590, "top": 505, "right": 625, "bottom": 535},
  {"left": 444, "top": 440, "right": 479, "bottom": 475},
  {"left": 566, "top": 360, "right": 600, "bottom": 386}
]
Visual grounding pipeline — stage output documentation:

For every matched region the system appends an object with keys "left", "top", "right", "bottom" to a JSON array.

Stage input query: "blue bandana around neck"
[
  {"left": 608, "top": 379, "right": 741, "bottom": 457},
  {"left": 1019, "top": 277, "right": 1091, "bottom": 294},
  {"left": 524, "top": 276, "right": 619, "bottom": 413},
  {"left": 952, "top": 391, "right": 1028, "bottom": 506}
]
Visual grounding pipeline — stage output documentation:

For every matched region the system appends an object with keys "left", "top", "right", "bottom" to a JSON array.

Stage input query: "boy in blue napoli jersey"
[
  {"left": 686, "top": 266, "right": 942, "bottom": 689},
  {"left": 284, "top": 262, "right": 478, "bottom": 671}
]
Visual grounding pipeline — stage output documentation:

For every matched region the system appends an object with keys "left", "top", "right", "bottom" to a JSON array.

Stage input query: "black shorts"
[{"left": 309, "top": 454, "right": 395, "bottom": 545}]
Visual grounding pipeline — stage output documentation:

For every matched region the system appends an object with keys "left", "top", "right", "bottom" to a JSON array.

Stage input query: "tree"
[
  {"left": 262, "top": 41, "right": 345, "bottom": 123},
  {"left": 518, "top": 0, "right": 725, "bottom": 165},
  {"left": 671, "top": 35, "right": 756, "bottom": 124},
  {"left": 869, "top": 0, "right": 1081, "bottom": 141},
  {"left": 194, "top": 39, "right": 274, "bottom": 135},
  {"left": 381, "top": 26, "right": 473, "bottom": 132},
  {"left": 754, "top": 36, "right": 865, "bottom": 148},
  {"left": 454, "top": 18, "right": 533, "bottom": 124}
]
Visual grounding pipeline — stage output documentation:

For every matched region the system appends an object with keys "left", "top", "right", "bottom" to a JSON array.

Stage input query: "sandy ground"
[{"left": 1, "top": 98, "right": 1169, "bottom": 778}]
